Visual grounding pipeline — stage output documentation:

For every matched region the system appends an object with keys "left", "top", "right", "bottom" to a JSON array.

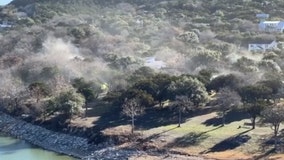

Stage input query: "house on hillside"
[
  {"left": 259, "top": 21, "right": 284, "bottom": 32},
  {"left": 144, "top": 57, "right": 166, "bottom": 69},
  {"left": 248, "top": 40, "right": 278, "bottom": 52},
  {"left": 0, "top": 20, "right": 12, "bottom": 28}
]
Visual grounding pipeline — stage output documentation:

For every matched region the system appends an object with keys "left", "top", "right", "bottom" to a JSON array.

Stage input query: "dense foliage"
[{"left": 1, "top": 0, "right": 284, "bottom": 140}]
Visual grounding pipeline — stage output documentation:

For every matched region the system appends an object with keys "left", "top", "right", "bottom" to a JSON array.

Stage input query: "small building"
[
  {"left": 248, "top": 40, "right": 278, "bottom": 52},
  {"left": 259, "top": 21, "right": 284, "bottom": 32},
  {"left": 144, "top": 57, "right": 166, "bottom": 69},
  {"left": 0, "top": 20, "right": 12, "bottom": 28}
]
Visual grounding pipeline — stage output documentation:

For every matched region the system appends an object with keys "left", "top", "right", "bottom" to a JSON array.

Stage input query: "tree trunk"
[
  {"left": 274, "top": 124, "right": 280, "bottom": 150},
  {"left": 159, "top": 100, "right": 162, "bottom": 107},
  {"left": 43, "top": 110, "right": 46, "bottom": 121},
  {"left": 178, "top": 109, "right": 181, "bottom": 127},
  {"left": 36, "top": 92, "right": 40, "bottom": 103},
  {"left": 251, "top": 116, "right": 256, "bottom": 129},
  {"left": 131, "top": 115, "right": 135, "bottom": 134},
  {"left": 84, "top": 103, "right": 88, "bottom": 117},
  {"left": 221, "top": 111, "right": 225, "bottom": 126}
]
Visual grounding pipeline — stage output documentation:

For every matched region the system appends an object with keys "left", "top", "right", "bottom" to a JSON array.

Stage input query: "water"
[{"left": 0, "top": 134, "right": 75, "bottom": 160}]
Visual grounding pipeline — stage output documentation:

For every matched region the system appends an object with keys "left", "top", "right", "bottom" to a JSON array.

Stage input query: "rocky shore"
[
  {"left": 0, "top": 112, "right": 208, "bottom": 160},
  {"left": 0, "top": 112, "right": 94, "bottom": 159},
  {"left": 82, "top": 147, "right": 206, "bottom": 160}
]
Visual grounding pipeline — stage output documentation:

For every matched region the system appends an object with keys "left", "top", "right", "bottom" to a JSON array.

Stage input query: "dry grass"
[
  {"left": 70, "top": 117, "right": 99, "bottom": 127},
  {"left": 204, "top": 150, "right": 252, "bottom": 160},
  {"left": 269, "top": 154, "right": 284, "bottom": 160}
]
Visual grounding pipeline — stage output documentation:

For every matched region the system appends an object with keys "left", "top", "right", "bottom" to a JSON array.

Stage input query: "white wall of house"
[
  {"left": 248, "top": 41, "right": 278, "bottom": 52},
  {"left": 259, "top": 21, "right": 284, "bottom": 32},
  {"left": 248, "top": 44, "right": 267, "bottom": 52},
  {"left": 0, "top": 20, "right": 12, "bottom": 28}
]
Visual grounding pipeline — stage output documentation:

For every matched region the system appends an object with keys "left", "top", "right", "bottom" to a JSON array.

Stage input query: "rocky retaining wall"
[
  {"left": 0, "top": 112, "right": 207, "bottom": 160},
  {"left": 0, "top": 112, "right": 94, "bottom": 159}
]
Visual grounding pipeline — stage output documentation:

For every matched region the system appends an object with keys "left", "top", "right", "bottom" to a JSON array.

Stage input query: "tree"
[
  {"left": 130, "top": 73, "right": 174, "bottom": 107},
  {"left": 243, "top": 100, "right": 268, "bottom": 129},
  {"left": 28, "top": 82, "right": 50, "bottom": 103},
  {"left": 239, "top": 84, "right": 273, "bottom": 129},
  {"left": 261, "top": 104, "right": 284, "bottom": 149},
  {"left": 133, "top": 79, "right": 158, "bottom": 100},
  {"left": 72, "top": 77, "right": 102, "bottom": 116},
  {"left": 190, "top": 49, "right": 221, "bottom": 68},
  {"left": 173, "top": 96, "right": 194, "bottom": 127},
  {"left": 214, "top": 88, "right": 242, "bottom": 126},
  {"left": 177, "top": 31, "right": 199, "bottom": 43},
  {"left": 149, "top": 74, "right": 173, "bottom": 107},
  {"left": 196, "top": 69, "right": 215, "bottom": 87},
  {"left": 122, "top": 98, "right": 145, "bottom": 134},
  {"left": 168, "top": 75, "right": 209, "bottom": 106},
  {"left": 239, "top": 85, "right": 273, "bottom": 103},
  {"left": 39, "top": 66, "right": 59, "bottom": 80},
  {"left": 46, "top": 90, "right": 85, "bottom": 122},
  {"left": 257, "top": 79, "right": 283, "bottom": 101},
  {"left": 56, "top": 90, "right": 85, "bottom": 119},
  {"left": 129, "top": 66, "right": 156, "bottom": 83},
  {"left": 120, "top": 88, "right": 154, "bottom": 107},
  {"left": 207, "top": 74, "right": 243, "bottom": 92}
]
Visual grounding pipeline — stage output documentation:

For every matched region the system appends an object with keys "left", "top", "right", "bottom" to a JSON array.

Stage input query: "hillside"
[{"left": 1, "top": 0, "right": 284, "bottom": 159}]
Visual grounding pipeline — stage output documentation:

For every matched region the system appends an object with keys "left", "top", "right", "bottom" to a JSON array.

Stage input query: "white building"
[
  {"left": 0, "top": 21, "right": 12, "bottom": 28},
  {"left": 259, "top": 21, "right": 284, "bottom": 32},
  {"left": 248, "top": 40, "right": 278, "bottom": 52},
  {"left": 144, "top": 57, "right": 166, "bottom": 69}
]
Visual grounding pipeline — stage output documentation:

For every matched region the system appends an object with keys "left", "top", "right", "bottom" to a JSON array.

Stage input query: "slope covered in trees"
[{"left": 1, "top": 0, "right": 284, "bottom": 159}]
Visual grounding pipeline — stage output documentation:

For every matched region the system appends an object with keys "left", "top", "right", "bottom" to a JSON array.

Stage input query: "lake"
[{"left": 0, "top": 134, "right": 75, "bottom": 160}]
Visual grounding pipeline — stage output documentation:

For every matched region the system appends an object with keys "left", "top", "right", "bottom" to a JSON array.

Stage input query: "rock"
[{"left": 0, "top": 112, "right": 95, "bottom": 158}]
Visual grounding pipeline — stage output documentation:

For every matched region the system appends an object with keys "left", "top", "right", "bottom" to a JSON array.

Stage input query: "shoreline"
[
  {"left": 0, "top": 112, "right": 210, "bottom": 160},
  {"left": 0, "top": 112, "right": 95, "bottom": 159}
]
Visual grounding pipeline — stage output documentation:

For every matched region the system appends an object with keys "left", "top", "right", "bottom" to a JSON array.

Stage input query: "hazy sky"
[{"left": 0, "top": 0, "right": 12, "bottom": 6}]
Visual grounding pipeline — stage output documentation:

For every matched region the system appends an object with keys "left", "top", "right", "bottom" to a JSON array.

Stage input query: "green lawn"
[
  {"left": 141, "top": 112, "right": 279, "bottom": 159},
  {"left": 84, "top": 103, "right": 282, "bottom": 159}
]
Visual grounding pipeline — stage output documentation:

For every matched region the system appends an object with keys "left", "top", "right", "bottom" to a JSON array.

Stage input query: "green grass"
[
  {"left": 142, "top": 112, "right": 279, "bottom": 157},
  {"left": 82, "top": 101, "right": 280, "bottom": 158}
]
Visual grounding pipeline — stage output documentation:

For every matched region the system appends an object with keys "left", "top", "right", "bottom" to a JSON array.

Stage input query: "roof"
[
  {"left": 262, "top": 21, "right": 281, "bottom": 24},
  {"left": 144, "top": 57, "right": 166, "bottom": 69},
  {"left": 249, "top": 40, "right": 275, "bottom": 44},
  {"left": 256, "top": 13, "right": 269, "bottom": 18}
]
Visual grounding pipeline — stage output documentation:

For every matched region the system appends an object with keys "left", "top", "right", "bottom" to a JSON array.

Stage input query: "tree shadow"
[
  {"left": 90, "top": 105, "right": 215, "bottom": 134},
  {"left": 257, "top": 130, "right": 284, "bottom": 157},
  {"left": 33, "top": 114, "right": 69, "bottom": 131},
  {"left": 166, "top": 132, "right": 209, "bottom": 148},
  {"left": 203, "top": 129, "right": 252, "bottom": 153},
  {"left": 87, "top": 103, "right": 218, "bottom": 144},
  {"left": 202, "top": 110, "right": 249, "bottom": 127},
  {"left": 136, "top": 106, "right": 216, "bottom": 130},
  {"left": 88, "top": 106, "right": 209, "bottom": 144},
  {"left": 139, "top": 127, "right": 178, "bottom": 144},
  {"left": 253, "top": 148, "right": 275, "bottom": 160},
  {"left": 85, "top": 101, "right": 114, "bottom": 117},
  {"left": 136, "top": 108, "right": 184, "bottom": 129},
  {"left": 90, "top": 107, "right": 179, "bottom": 133},
  {"left": 166, "top": 126, "right": 222, "bottom": 148}
]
